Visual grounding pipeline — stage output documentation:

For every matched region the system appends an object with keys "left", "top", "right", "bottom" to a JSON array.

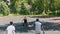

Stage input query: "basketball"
[{"left": 28, "top": 25, "right": 32, "bottom": 28}]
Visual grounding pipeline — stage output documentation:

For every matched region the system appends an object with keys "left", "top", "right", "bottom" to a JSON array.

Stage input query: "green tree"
[
  {"left": 35, "top": 0, "right": 44, "bottom": 14},
  {"left": 1, "top": 1, "right": 10, "bottom": 16},
  {"left": 19, "top": 3, "right": 28, "bottom": 15},
  {"left": 49, "top": 0, "right": 56, "bottom": 15},
  {"left": 10, "top": 0, "right": 16, "bottom": 14}
]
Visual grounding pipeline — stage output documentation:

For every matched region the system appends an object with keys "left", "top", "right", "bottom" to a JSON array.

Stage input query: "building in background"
[{"left": 6, "top": 0, "right": 11, "bottom": 5}]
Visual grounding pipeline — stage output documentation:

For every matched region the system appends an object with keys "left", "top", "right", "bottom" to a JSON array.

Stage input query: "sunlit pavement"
[{"left": 0, "top": 16, "right": 60, "bottom": 25}]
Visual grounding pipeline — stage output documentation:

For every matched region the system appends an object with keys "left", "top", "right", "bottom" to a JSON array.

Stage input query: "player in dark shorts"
[
  {"left": 23, "top": 16, "right": 28, "bottom": 27},
  {"left": 23, "top": 16, "right": 28, "bottom": 32}
]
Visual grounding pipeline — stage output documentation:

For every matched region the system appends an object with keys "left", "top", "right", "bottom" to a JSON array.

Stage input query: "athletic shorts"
[{"left": 36, "top": 33, "right": 41, "bottom": 34}]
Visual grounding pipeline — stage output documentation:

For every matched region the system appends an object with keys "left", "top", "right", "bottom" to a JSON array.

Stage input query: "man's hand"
[
  {"left": 13, "top": 30, "right": 15, "bottom": 34},
  {"left": 6, "top": 30, "right": 8, "bottom": 34}
]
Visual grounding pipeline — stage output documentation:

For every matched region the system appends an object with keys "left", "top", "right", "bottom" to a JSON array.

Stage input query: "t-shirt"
[
  {"left": 35, "top": 21, "right": 42, "bottom": 33},
  {"left": 6, "top": 25, "right": 15, "bottom": 34}
]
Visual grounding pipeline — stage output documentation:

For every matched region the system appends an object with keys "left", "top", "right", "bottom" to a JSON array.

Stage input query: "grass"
[{"left": 0, "top": 14, "right": 60, "bottom": 17}]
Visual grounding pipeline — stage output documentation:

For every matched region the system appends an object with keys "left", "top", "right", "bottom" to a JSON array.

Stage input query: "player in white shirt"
[
  {"left": 35, "top": 19, "right": 45, "bottom": 34},
  {"left": 6, "top": 21, "right": 15, "bottom": 34}
]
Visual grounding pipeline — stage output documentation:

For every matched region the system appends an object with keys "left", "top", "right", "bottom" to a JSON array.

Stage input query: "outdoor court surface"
[
  {"left": 0, "top": 16, "right": 60, "bottom": 34},
  {"left": 0, "top": 30, "right": 60, "bottom": 34}
]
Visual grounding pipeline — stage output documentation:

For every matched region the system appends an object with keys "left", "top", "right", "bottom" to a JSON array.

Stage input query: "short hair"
[
  {"left": 36, "top": 19, "right": 39, "bottom": 21},
  {"left": 10, "top": 21, "right": 13, "bottom": 25}
]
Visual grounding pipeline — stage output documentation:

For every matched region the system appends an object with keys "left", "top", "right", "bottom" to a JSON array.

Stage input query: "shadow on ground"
[{"left": 0, "top": 21, "right": 60, "bottom": 33}]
